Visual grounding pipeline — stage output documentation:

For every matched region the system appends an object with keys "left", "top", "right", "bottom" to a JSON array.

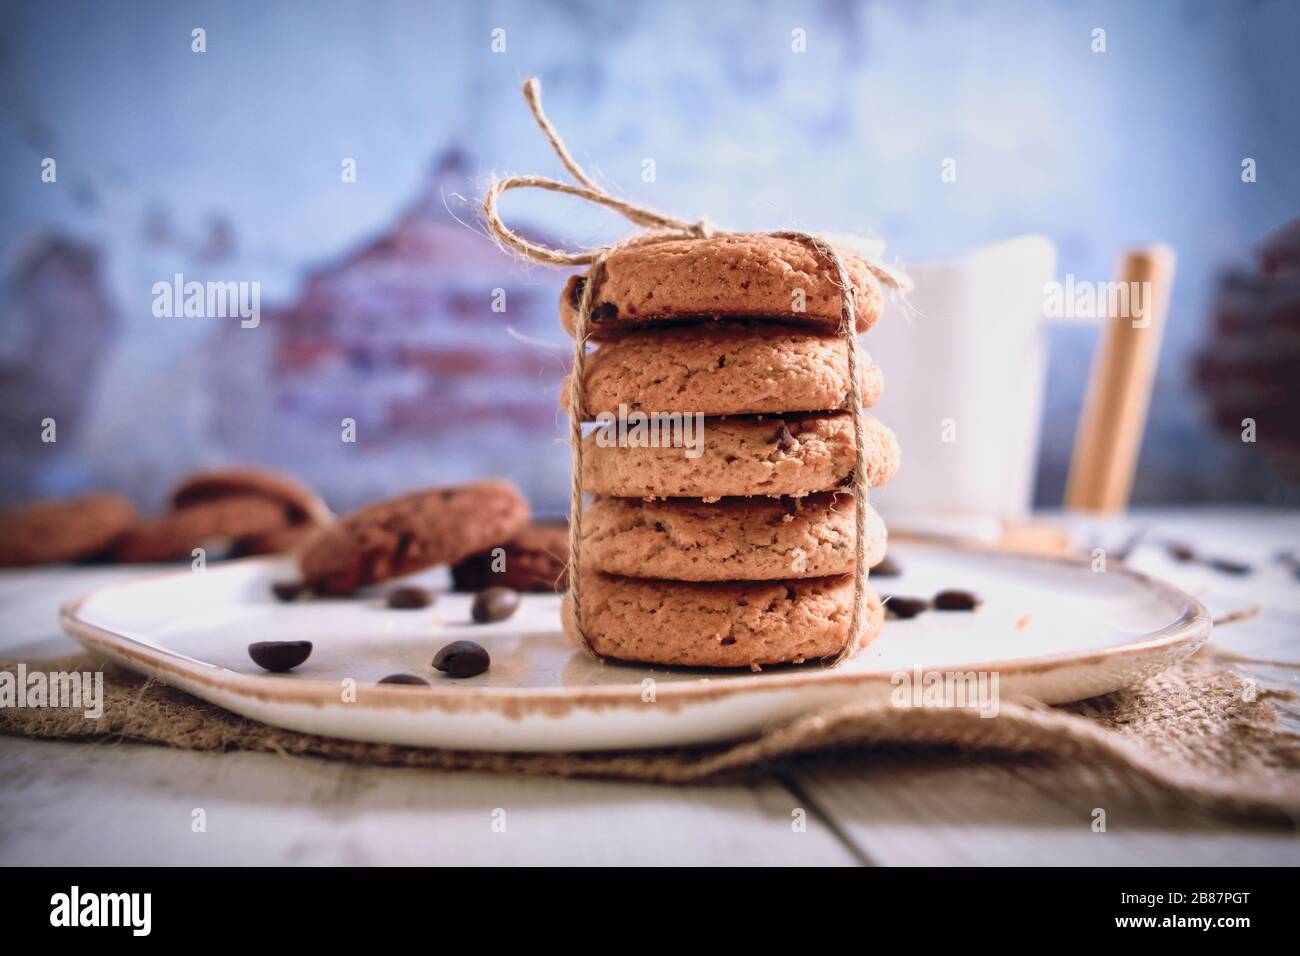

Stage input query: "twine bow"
[{"left": 483, "top": 77, "right": 909, "bottom": 666}]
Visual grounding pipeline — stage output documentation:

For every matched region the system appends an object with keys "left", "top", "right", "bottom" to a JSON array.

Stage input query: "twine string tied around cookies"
[{"left": 484, "top": 77, "right": 909, "bottom": 665}]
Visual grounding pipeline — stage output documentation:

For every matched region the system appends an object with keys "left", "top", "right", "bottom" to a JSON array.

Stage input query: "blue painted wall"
[{"left": 1, "top": 0, "right": 1296, "bottom": 511}]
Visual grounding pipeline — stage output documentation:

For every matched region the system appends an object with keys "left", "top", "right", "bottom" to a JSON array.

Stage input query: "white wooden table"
[{"left": 2, "top": 508, "right": 1297, "bottom": 865}]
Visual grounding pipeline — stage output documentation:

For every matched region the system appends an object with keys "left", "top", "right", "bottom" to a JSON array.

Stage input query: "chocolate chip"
[
  {"left": 378, "top": 673, "right": 429, "bottom": 686},
  {"left": 1206, "top": 558, "right": 1252, "bottom": 576},
  {"left": 872, "top": 554, "right": 902, "bottom": 577},
  {"left": 471, "top": 586, "right": 520, "bottom": 623},
  {"left": 1166, "top": 543, "right": 1196, "bottom": 562},
  {"left": 386, "top": 585, "right": 434, "bottom": 609},
  {"left": 433, "top": 640, "right": 490, "bottom": 678},
  {"left": 271, "top": 580, "right": 306, "bottom": 602},
  {"left": 933, "top": 589, "right": 982, "bottom": 611},
  {"left": 568, "top": 277, "right": 586, "bottom": 307},
  {"left": 594, "top": 302, "right": 618, "bottom": 321},
  {"left": 770, "top": 423, "right": 796, "bottom": 451},
  {"left": 885, "top": 596, "right": 929, "bottom": 619},
  {"left": 248, "top": 640, "right": 313, "bottom": 672}
]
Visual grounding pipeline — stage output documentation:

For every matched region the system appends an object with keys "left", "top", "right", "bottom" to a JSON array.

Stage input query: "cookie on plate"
[
  {"left": 581, "top": 411, "right": 899, "bottom": 499},
  {"left": 562, "top": 322, "right": 883, "bottom": 418},
  {"left": 115, "top": 494, "right": 288, "bottom": 563},
  {"left": 581, "top": 492, "right": 884, "bottom": 581},
  {"left": 299, "top": 480, "right": 529, "bottom": 594},
  {"left": 0, "top": 494, "right": 139, "bottom": 567},
  {"left": 170, "top": 467, "right": 332, "bottom": 555},
  {"left": 171, "top": 467, "right": 332, "bottom": 524},
  {"left": 241, "top": 522, "right": 323, "bottom": 558},
  {"left": 451, "top": 520, "right": 569, "bottom": 593},
  {"left": 559, "top": 235, "right": 884, "bottom": 340},
  {"left": 563, "top": 572, "right": 883, "bottom": 668}
]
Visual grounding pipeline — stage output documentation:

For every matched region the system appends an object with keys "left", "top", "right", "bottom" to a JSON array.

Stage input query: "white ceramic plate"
[{"left": 61, "top": 542, "right": 1210, "bottom": 752}]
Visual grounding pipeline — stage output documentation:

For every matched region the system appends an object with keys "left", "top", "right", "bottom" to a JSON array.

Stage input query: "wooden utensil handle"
[{"left": 1065, "top": 246, "right": 1176, "bottom": 514}]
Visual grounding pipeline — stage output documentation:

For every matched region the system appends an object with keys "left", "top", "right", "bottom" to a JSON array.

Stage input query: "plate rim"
[{"left": 58, "top": 547, "right": 1214, "bottom": 717}]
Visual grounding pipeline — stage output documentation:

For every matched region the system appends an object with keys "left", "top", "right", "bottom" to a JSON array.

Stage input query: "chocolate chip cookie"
[
  {"left": 563, "top": 572, "right": 883, "bottom": 668},
  {"left": 562, "top": 322, "right": 884, "bottom": 418},
  {"left": 580, "top": 411, "right": 900, "bottom": 499},
  {"left": 171, "top": 467, "right": 331, "bottom": 524},
  {"left": 451, "top": 520, "right": 569, "bottom": 593},
  {"left": 581, "top": 492, "right": 885, "bottom": 581},
  {"left": 0, "top": 494, "right": 139, "bottom": 567},
  {"left": 170, "top": 466, "right": 332, "bottom": 555},
  {"left": 115, "top": 494, "right": 288, "bottom": 563},
  {"left": 299, "top": 480, "right": 529, "bottom": 594},
  {"left": 559, "top": 234, "right": 884, "bottom": 340}
]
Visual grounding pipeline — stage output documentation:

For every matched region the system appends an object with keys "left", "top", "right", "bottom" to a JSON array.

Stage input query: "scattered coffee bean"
[
  {"left": 933, "top": 589, "right": 982, "bottom": 611},
  {"left": 471, "top": 586, "right": 520, "bottom": 623},
  {"left": 1166, "top": 543, "right": 1196, "bottom": 563},
  {"left": 378, "top": 673, "right": 429, "bottom": 686},
  {"left": 433, "top": 640, "right": 490, "bottom": 678},
  {"left": 386, "top": 585, "right": 434, "bottom": 609},
  {"left": 248, "top": 640, "right": 313, "bottom": 672},
  {"left": 872, "top": 554, "right": 902, "bottom": 577},
  {"left": 271, "top": 580, "right": 307, "bottom": 602},
  {"left": 884, "top": 596, "right": 929, "bottom": 619},
  {"left": 1206, "top": 557, "right": 1252, "bottom": 576}
]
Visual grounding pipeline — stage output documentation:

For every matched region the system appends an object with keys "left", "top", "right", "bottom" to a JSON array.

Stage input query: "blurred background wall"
[{"left": 1, "top": 0, "right": 1297, "bottom": 514}]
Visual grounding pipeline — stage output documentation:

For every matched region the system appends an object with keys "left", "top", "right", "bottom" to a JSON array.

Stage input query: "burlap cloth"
[{"left": 3, "top": 650, "right": 1297, "bottom": 824}]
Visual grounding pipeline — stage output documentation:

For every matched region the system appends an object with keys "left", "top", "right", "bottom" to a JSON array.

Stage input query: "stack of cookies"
[{"left": 560, "top": 235, "right": 899, "bottom": 668}]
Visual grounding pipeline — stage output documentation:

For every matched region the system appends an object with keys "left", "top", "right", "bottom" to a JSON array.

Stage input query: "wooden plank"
[
  {"left": 789, "top": 753, "right": 1300, "bottom": 866},
  {"left": 0, "top": 738, "right": 857, "bottom": 866}
]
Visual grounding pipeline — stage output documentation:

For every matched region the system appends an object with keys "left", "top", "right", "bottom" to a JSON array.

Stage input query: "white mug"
[{"left": 865, "top": 236, "right": 1059, "bottom": 535}]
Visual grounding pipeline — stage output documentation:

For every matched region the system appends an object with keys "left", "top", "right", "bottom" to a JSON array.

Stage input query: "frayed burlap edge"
[{"left": 3, "top": 652, "right": 1298, "bottom": 824}]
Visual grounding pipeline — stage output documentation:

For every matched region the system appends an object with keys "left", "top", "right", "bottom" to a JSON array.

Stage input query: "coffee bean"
[
  {"left": 872, "top": 554, "right": 902, "bottom": 577},
  {"left": 884, "top": 596, "right": 929, "bottom": 619},
  {"left": 248, "top": 640, "right": 313, "bottom": 672},
  {"left": 933, "top": 589, "right": 982, "bottom": 611},
  {"left": 471, "top": 586, "right": 520, "bottom": 623},
  {"left": 386, "top": 585, "right": 434, "bottom": 609},
  {"left": 1207, "top": 558, "right": 1252, "bottom": 576},
  {"left": 1166, "top": 543, "right": 1196, "bottom": 562},
  {"left": 271, "top": 580, "right": 307, "bottom": 602},
  {"left": 433, "top": 640, "right": 490, "bottom": 678},
  {"left": 378, "top": 673, "right": 429, "bottom": 686}
]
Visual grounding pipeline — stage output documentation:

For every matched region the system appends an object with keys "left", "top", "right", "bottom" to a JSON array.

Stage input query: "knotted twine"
[{"left": 483, "top": 78, "right": 912, "bottom": 665}]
